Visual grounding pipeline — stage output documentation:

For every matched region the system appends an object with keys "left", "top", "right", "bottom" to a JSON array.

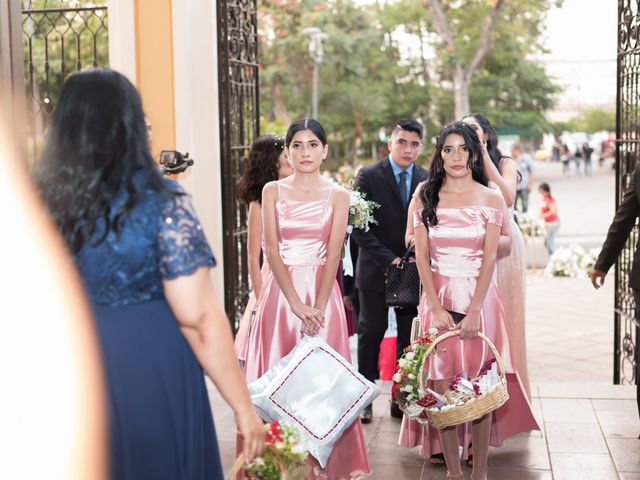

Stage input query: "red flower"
[
  {"left": 473, "top": 383, "right": 481, "bottom": 396},
  {"left": 265, "top": 421, "right": 282, "bottom": 444},
  {"left": 391, "top": 382, "right": 403, "bottom": 400}
]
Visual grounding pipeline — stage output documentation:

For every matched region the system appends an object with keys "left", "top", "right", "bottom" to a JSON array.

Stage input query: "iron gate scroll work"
[
  {"left": 22, "top": 2, "right": 108, "bottom": 163},
  {"left": 616, "top": 0, "right": 639, "bottom": 386},
  {"left": 217, "top": 0, "right": 259, "bottom": 331}
]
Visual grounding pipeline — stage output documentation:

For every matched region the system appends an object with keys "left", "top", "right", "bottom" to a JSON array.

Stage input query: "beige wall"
[
  {"left": 134, "top": 0, "right": 176, "bottom": 157},
  {"left": 108, "top": 0, "right": 225, "bottom": 302}
]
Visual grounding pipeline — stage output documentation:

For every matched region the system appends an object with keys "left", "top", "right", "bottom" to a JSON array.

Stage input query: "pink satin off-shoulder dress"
[
  {"left": 399, "top": 206, "right": 539, "bottom": 459},
  {"left": 243, "top": 185, "right": 372, "bottom": 479}
]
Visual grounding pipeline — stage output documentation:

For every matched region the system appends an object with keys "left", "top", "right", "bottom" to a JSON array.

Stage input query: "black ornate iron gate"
[
  {"left": 615, "top": 0, "right": 639, "bottom": 386},
  {"left": 217, "top": 0, "right": 259, "bottom": 330},
  {"left": 21, "top": 1, "right": 108, "bottom": 163}
]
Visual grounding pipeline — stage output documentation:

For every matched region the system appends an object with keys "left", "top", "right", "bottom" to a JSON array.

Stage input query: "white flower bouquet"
[
  {"left": 348, "top": 190, "right": 379, "bottom": 232},
  {"left": 545, "top": 244, "right": 602, "bottom": 277},
  {"left": 515, "top": 211, "right": 545, "bottom": 237}
]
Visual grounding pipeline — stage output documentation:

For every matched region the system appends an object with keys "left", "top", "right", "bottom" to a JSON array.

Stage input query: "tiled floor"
[{"left": 211, "top": 162, "right": 640, "bottom": 478}]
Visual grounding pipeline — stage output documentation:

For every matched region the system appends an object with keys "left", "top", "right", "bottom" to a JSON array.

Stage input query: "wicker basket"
[{"left": 417, "top": 331, "right": 509, "bottom": 429}]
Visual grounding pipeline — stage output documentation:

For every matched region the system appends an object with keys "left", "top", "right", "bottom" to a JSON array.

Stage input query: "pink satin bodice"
[
  {"left": 276, "top": 197, "right": 333, "bottom": 266},
  {"left": 413, "top": 206, "right": 503, "bottom": 277}
]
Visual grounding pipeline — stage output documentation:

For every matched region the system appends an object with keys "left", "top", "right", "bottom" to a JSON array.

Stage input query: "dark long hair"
[
  {"left": 462, "top": 113, "right": 506, "bottom": 170},
  {"left": 285, "top": 118, "right": 327, "bottom": 147},
  {"left": 34, "top": 68, "right": 172, "bottom": 253},
  {"left": 420, "top": 122, "right": 488, "bottom": 228},
  {"left": 237, "top": 135, "right": 284, "bottom": 204}
]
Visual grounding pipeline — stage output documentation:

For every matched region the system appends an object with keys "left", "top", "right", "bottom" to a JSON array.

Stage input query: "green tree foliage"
[
  {"left": 574, "top": 108, "right": 616, "bottom": 133},
  {"left": 259, "top": 0, "right": 562, "bottom": 162},
  {"left": 259, "top": 0, "right": 429, "bottom": 165}
]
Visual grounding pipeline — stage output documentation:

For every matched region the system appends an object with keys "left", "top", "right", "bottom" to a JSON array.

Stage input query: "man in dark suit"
[
  {"left": 589, "top": 165, "right": 640, "bottom": 429},
  {"left": 351, "top": 118, "right": 428, "bottom": 422}
]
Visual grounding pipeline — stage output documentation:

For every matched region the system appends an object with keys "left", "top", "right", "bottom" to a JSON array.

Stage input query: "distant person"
[
  {"left": 561, "top": 144, "right": 572, "bottom": 176},
  {"left": 589, "top": 165, "right": 640, "bottom": 427},
  {"left": 551, "top": 141, "right": 561, "bottom": 162},
  {"left": 583, "top": 142, "right": 594, "bottom": 176},
  {"left": 574, "top": 147, "right": 583, "bottom": 175},
  {"left": 34, "top": 69, "right": 264, "bottom": 479},
  {"left": 539, "top": 182, "right": 560, "bottom": 254},
  {"left": 511, "top": 143, "right": 535, "bottom": 213}
]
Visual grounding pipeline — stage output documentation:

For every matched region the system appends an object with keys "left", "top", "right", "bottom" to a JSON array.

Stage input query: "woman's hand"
[
  {"left": 291, "top": 302, "right": 325, "bottom": 336},
  {"left": 455, "top": 310, "right": 481, "bottom": 339},
  {"left": 432, "top": 308, "right": 455, "bottom": 331},
  {"left": 235, "top": 408, "right": 265, "bottom": 463}
]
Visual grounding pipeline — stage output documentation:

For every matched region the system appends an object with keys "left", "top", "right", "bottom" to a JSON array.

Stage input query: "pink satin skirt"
[
  {"left": 243, "top": 263, "right": 371, "bottom": 479},
  {"left": 398, "top": 272, "right": 539, "bottom": 457}
]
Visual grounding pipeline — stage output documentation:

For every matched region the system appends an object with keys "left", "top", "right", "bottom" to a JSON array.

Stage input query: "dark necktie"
[{"left": 398, "top": 170, "right": 409, "bottom": 208}]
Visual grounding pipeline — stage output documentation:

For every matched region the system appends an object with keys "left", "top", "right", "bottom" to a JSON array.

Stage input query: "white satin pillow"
[{"left": 248, "top": 336, "right": 379, "bottom": 468}]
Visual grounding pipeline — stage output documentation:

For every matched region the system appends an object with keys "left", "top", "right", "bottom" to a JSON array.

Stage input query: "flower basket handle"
[{"left": 417, "top": 330, "right": 508, "bottom": 393}]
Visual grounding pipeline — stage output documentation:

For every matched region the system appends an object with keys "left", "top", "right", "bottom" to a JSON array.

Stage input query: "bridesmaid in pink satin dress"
[
  {"left": 234, "top": 134, "right": 293, "bottom": 362},
  {"left": 398, "top": 122, "right": 538, "bottom": 480},
  {"left": 243, "top": 119, "right": 372, "bottom": 479}
]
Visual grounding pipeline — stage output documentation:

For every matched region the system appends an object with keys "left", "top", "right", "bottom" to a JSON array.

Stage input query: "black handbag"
[{"left": 385, "top": 245, "right": 421, "bottom": 308}]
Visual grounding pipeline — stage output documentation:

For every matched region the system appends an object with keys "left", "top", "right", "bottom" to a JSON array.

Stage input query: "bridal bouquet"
[
  {"left": 240, "top": 421, "right": 310, "bottom": 480},
  {"left": 391, "top": 327, "right": 440, "bottom": 420},
  {"left": 348, "top": 190, "right": 379, "bottom": 232}
]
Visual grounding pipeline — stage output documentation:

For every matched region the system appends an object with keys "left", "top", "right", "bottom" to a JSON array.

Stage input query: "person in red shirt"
[{"left": 539, "top": 182, "right": 560, "bottom": 254}]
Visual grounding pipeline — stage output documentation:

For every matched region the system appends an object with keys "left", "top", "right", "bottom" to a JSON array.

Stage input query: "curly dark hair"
[
  {"left": 33, "top": 68, "right": 174, "bottom": 253},
  {"left": 420, "top": 122, "right": 488, "bottom": 228},
  {"left": 237, "top": 135, "right": 284, "bottom": 204}
]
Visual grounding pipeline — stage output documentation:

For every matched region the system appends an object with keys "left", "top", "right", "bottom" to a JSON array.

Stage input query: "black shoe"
[
  {"left": 390, "top": 401, "right": 403, "bottom": 419},
  {"left": 360, "top": 404, "right": 373, "bottom": 424}
]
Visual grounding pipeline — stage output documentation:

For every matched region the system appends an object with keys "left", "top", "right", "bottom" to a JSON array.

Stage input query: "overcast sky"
[{"left": 540, "top": 0, "right": 617, "bottom": 110}]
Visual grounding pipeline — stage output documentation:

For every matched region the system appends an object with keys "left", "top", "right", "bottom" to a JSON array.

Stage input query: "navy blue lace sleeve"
[{"left": 158, "top": 186, "right": 216, "bottom": 280}]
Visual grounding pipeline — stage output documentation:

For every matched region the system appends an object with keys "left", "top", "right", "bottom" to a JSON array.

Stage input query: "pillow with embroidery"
[{"left": 248, "top": 336, "right": 380, "bottom": 468}]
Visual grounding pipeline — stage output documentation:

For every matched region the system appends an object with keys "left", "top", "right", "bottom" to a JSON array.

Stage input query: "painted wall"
[{"left": 108, "top": 0, "right": 225, "bottom": 302}]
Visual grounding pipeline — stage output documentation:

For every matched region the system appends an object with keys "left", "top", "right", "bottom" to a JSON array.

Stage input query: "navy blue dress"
[{"left": 75, "top": 174, "right": 223, "bottom": 479}]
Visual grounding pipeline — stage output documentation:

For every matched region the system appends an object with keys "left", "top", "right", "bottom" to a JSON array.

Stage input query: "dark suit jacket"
[
  {"left": 594, "top": 165, "right": 640, "bottom": 290},
  {"left": 351, "top": 157, "right": 428, "bottom": 291}
]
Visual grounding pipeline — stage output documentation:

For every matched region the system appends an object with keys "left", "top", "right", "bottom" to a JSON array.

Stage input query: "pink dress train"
[
  {"left": 243, "top": 185, "right": 371, "bottom": 479},
  {"left": 399, "top": 206, "right": 539, "bottom": 459},
  {"left": 497, "top": 208, "right": 531, "bottom": 398}
]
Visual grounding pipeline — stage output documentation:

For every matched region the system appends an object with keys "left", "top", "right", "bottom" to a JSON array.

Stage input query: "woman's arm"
[
  {"left": 413, "top": 204, "right": 455, "bottom": 331},
  {"left": 455, "top": 195, "right": 503, "bottom": 339},
  {"left": 313, "top": 188, "right": 350, "bottom": 324},
  {"left": 405, "top": 195, "right": 418, "bottom": 247},
  {"left": 246, "top": 201, "right": 263, "bottom": 298},
  {"left": 497, "top": 203, "right": 512, "bottom": 259},
  {"left": 163, "top": 268, "right": 264, "bottom": 462},
  {"left": 482, "top": 148, "right": 518, "bottom": 209},
  {"left": 262, "top": 182, "right": 324, "bottom": 334}
]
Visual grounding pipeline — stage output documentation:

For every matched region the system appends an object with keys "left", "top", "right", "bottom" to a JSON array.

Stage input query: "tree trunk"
[
  {"left": 452, "top": 65, "right": 470, "bottom": 120},
  {"left": 271, "top": 79, "right": 290, "bottom": 124}
]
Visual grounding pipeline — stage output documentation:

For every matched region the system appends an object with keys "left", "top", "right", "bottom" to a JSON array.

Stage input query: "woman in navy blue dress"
[{"left": 34, "top": 69, "right": 264, "bottom": 479}]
